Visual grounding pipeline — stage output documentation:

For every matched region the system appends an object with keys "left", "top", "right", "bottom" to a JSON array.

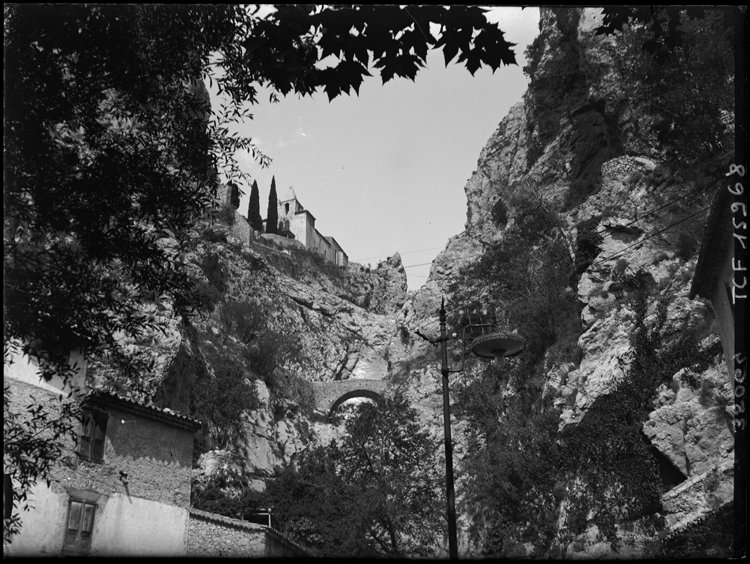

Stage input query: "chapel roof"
[{"left": 282, "top": 186, "right": 297, "bottom": 202}]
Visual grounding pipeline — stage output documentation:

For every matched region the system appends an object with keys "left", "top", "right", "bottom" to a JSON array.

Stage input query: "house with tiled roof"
[{"left": 4, "top": 348, "right": 307, "bottom": 557}]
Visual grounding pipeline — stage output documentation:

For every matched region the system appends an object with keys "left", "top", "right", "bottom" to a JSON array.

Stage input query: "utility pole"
[
  {"left": 415, "top": 297, "right": 525, "bottom": 560},
  {"left": 439, "top": 297, "right": 459, "bottom": 559}
]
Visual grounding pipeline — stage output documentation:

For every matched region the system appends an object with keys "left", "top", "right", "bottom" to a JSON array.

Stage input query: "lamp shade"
[{"left": 470, "top": 332, "right": 525, "bottom": 359}]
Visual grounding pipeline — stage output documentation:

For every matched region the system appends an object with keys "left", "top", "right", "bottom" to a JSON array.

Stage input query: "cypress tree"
[
  {"left": 266, "top": 176, "right": 278, "bottom": 234},
  {"left": 248, "top": 180, "right": 263, "bottom": 231}
]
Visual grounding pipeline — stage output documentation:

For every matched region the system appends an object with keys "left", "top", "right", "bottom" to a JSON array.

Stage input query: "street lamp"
[{"left": 418, "top": 297, "right": 525, "bottom": 559}]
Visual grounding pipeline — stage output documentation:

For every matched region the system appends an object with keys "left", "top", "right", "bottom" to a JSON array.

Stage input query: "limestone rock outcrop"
[
  {"left": 86, "top": 6, "right": 734, "bottom": 558},
  {"left": 399, "top": 5, "right": 735, "bottom": 558}
]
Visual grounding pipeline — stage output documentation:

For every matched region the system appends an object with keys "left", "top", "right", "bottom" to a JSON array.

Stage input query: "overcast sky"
[{"left": 211, "top": 6, "right": 540, "bottom": 292}]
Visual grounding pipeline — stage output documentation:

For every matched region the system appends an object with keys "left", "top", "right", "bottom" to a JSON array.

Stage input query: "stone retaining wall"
[{"left": 187, "top": 508, "right": 308, "bottom": 557}]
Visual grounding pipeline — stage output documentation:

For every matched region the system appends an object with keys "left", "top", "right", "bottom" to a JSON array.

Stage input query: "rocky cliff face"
[
  {"left": 88, "top": 206, "right": 410, "bottom": 482},
  {"left": 399, "top": 6, "right": 734, "bottom": 558},
  {"left": 86, "top": 6, "right": 734, "bottom": 558}
]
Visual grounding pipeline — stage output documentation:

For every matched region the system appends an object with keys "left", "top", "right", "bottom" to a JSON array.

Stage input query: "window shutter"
[
  {"left": 79, "top": 418, "right": 93, "bottom": 460},
  {"left": 80, "top": 410, "right": 107, "bottom": 463},
  {"left": 63, "top": 500, "right": 82, "bottom": 550},
  {"left": 92, "top": 414, "right": 107, "bottom": 463},
  {"left": 80, "top": 504, "right": 95, "bottom": 551}
]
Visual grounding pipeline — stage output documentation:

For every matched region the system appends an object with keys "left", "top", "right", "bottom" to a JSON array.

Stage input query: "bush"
[
  {"left": 214, "top": 203, "right": 236, "bottom": 226},
  {"left": 268, "top": 372, "right": 316, "bottom": 419},
  {"left": 200, "top": 252, "right": 226, "bottom": 293},
  {"left": 193, "top": 279, "right": 223, "bottom": 312},
  {"left": 203, "top": 227, "right": 228, "bottom": 243},
  {"left": 675, "top": 231, "right": 699, "bottom": 261},
  {"left": 191, "top": 459, "right": 265, "bottom": 520},
  {"left": 523, "top": 33, "right": 545, "bottom": 78},
  {"left": 574, "top": 216, "right": 603, "bottom": 280},
  {"left": 611, "top": 9, "right": 735, "bottom": 174},
  {"left": 628, "top": 170, "right": 644, "bottom": 187},
  {"left": 219, "top": 299, "right": 305, "bottom": 410},
  {"left": 191, "top": 354, "right": 259, "bottom": 449}
]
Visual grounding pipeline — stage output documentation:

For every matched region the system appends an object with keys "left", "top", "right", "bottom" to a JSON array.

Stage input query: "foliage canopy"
[
  {"left": 4, "top": 1, "right": 517, "bottom": 387},
  {"left": 599, "top": 7, "right": 736, "bottom": 172},
  {"left": 266, "top": 395, "right": 444, "bottom": 557},
  {"left": 4, "top": 3, "right": 518, "bottom": 537}
]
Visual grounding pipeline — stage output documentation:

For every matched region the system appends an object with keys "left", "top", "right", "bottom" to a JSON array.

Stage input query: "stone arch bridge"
[{"left": 312, "top": 379, "right": 390, "bottom": 417}]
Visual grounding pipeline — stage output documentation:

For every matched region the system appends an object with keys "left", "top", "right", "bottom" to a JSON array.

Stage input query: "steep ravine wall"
[
  {"left": 83, "top": 7, "right": 735, "bottom": 557},
  {"left": 400, "top": 6, "right": 734, "bottom": 558}
]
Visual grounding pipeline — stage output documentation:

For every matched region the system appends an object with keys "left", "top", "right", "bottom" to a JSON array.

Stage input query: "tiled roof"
[
  {"left": 189, "top": 507, "right": 265, "bottom": 531},
  {"left": 282, "top": 186, "right": 297, "bottom": 202},
  {"left": 85, "top": 391, "right": 201, "bottom": 431}
]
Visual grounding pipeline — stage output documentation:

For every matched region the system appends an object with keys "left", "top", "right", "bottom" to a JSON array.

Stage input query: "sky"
[{"left": 211, "top": 6, "right": 541, "bottom": 292}]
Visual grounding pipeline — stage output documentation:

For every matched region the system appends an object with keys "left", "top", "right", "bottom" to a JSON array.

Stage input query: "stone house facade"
[
  {"left": 4, "top": 353, "right": 200, "bottom": 557},
  {"left": 4, "top": 350, "right": 307, "bottom": 557}
]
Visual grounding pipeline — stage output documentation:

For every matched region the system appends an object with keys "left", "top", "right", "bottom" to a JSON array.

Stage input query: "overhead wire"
[
  {"left": 350, "top": 245, "right": 446, "bottom": 263},
  {"left": 414, "top": 176, "right": 722, "bottom": 315},
  {"left": 411, "top": 175, "right": 726, "bottom": 335},
  {"left": 360, "top": 177, "right": 719, "bottom": 284},
  {"left": 586, "top": 176, "right": 721, "bottom": 238}
]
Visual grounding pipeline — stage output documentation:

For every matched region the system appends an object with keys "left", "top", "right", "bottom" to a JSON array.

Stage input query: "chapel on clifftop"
[{"left": 268, "top": 187, "right": 348, "bottom": 267}]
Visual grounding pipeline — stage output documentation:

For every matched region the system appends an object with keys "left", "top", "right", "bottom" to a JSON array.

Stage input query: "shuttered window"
[
  {"left": 62, "top": 499, "right": 96, "bottom": 555},
  {"left": 78, "top": 410, "right": 107, "bottom": 463}
]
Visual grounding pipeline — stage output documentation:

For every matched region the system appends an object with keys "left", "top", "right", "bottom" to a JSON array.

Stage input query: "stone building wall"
[
  {"left": 187, "top": 508, "right": 308, "bottom": 557},
  {"left": 187, "top": 510, "right": 266, "bottom": 557},
  {"left": 260, "top": 232, "right": 305, "bottom": 251},
  {"left": 230, "top": 209, "right": 255, "bottom": 246},
  {"left": 15, "top": 388, "right": 197, "bottom": 509},
  {"left": 4, "top": 377, "right": 195, "bottom": 556}
]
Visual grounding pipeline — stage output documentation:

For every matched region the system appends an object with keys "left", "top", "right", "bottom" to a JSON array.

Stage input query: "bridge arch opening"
[{"left": 328, "top": 389, "right": 384, "bottom": 418}]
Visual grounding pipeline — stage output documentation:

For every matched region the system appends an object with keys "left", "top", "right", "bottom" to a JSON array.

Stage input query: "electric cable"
[
  {"left": 586, "top": 176, "right": 721, "bottom": 238},
  {"left": 411, "top": 180, "right": 725, "bottom": 336},
  {"left": 350, "top": 246, "right": 446, "bottom": 262}
]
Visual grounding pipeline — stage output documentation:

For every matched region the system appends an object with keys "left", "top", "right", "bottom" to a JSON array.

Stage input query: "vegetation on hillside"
[
  {"left": 4, "top": 3, "right": 520, "bottom": 538},
  {"left": 601, "top": 7, "right": 737, "bottom": 176},
  {"left": 265, "top": 395, "right": 444, "bottom": 557},
  {"left": 454, "top": 264, "right": 725, "bottom": 556},
  {"left": 449, "top": 187, "right": 729, "bottom": 556},
  {"left": 191, "top": 455, "right": 265, "bottom": 521},
  {"left": 4, "top": 4, "right": 739, "bottom": 556}
]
